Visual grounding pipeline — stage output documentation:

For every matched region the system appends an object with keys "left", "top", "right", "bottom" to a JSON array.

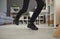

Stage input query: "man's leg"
[
  {"left": 14, "top": 0, "right": 30, "bottom": 25},
  {"left": 27, "top": 0, "right": 44, "bottom": 30}
]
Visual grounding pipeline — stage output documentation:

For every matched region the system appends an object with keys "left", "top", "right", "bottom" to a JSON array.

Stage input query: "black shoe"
[
  {"left": 27, "top": 23, "right": 38, "bottom": 30},
  {"left": 13, "top": 20, "right": 19, "bottom": 25}
]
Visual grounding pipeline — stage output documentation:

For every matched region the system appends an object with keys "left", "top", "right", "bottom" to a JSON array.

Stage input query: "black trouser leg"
[
  {"left": 15, "top": 0, "right": 30, "bottom": 21},
  {"left": 29, "top": 0, "right": 44, "bottom": 23}
]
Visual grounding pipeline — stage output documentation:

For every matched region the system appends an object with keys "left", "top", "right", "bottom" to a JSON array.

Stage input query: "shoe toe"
[{"left": 27, "top": 23, "right": 38, "bottom": 30}]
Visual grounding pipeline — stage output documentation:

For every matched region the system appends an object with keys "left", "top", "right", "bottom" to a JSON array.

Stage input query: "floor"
[{"left": 0, "top": 24, "right": 60, "bottom": 39}]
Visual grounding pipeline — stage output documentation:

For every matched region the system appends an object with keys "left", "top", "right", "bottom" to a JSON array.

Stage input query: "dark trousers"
[{"left": 15, "top": 0, "right": 44, "bottom": 23}]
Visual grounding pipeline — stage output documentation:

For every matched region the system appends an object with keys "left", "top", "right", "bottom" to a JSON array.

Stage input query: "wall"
[
  {"left": 55, "top": 0, "right": 60, "bottom": 25},
  {"left": 0, "top": 0, "right": 7, "bottom": 13}
]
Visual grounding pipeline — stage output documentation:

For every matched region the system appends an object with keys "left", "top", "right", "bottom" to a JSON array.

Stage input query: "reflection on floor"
[{"left": 0, "top": 24, "right": 60, "bottom": 39}]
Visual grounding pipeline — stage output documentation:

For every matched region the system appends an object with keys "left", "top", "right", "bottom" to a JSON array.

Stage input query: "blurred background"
[{"left": 0, "top": 0, "right": 56, "bottom": 28}]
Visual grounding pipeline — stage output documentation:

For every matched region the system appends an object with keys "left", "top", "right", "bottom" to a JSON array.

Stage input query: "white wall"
[{"left": 0, "top": 0, "right": 7, "bottom": 13}]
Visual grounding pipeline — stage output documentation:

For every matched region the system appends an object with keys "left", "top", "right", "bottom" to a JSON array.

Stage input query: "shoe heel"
[{"left": 13, "top": 20, "right": 19, "bottom": 25}]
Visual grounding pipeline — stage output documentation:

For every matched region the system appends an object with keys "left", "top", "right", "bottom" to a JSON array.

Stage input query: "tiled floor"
[{"left": 0, "top": 24, "right": 60, "bottom": 39}]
